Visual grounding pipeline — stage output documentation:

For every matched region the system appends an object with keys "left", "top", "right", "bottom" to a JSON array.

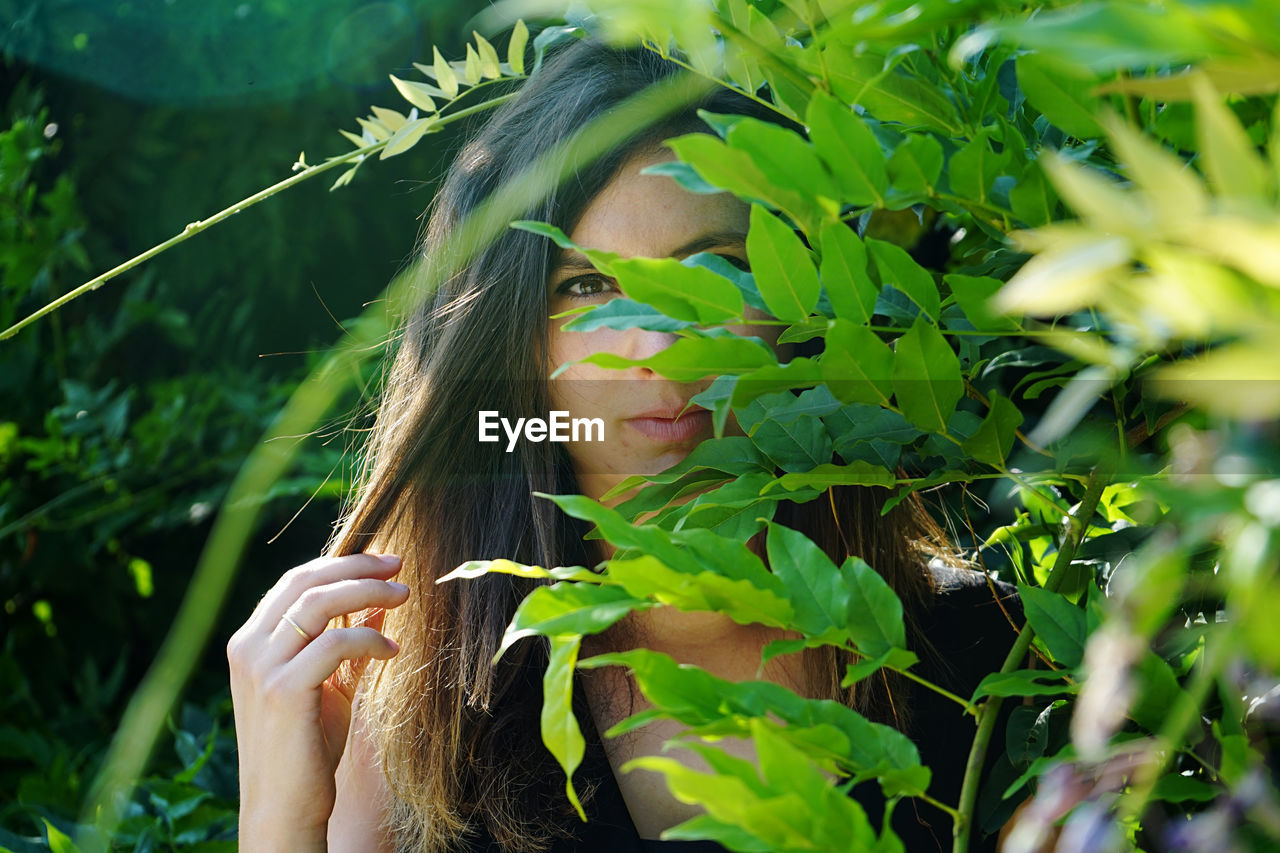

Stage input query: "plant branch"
[
  {"left": 951, "top": 467, "right": 1108, "bottom": 853},
  {"left": 2, "top": 91, "right": 519, "bottom": 342}
]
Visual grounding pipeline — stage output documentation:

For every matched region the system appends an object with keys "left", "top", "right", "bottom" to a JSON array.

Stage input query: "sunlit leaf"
[
  {"left": 542, "top": 636, "right": 587, "bottom": 820},
  {"left": 432, "top": 45, "right": 459, "bottom": 98},
  {"left": 508, "top": 19, "right": 529, "bottom": 75}
]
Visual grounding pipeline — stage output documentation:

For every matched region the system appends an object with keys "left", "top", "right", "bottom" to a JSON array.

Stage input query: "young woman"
[{"left": 228, "top": 38, "right": 1022, "bottom": 853}]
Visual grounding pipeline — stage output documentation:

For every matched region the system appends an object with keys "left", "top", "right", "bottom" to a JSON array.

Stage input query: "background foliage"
[{"left": 3, "top": 1, "right": 1279, "bottom": 852}]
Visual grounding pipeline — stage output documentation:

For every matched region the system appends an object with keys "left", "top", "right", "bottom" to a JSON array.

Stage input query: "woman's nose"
[{"left": 617, "top": 326, "right": 679, "bottom": 367}]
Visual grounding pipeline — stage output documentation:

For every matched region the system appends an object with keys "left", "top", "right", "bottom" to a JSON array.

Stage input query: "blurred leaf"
[{"left": 1016, "top": 53, "right": 1102, "bottom": 139}]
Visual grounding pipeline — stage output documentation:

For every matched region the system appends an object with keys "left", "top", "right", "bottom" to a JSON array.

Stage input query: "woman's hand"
[{"left": 227, "top": 553, "right": 409, "bottom": 850}]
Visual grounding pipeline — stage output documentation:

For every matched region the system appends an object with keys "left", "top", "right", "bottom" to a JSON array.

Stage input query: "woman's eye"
[
  {"left": 717, "top": 254, "right": 751, "bottom": 273},
  {"left": 556, "top": 274, "right": 618, "bottom": 300}
]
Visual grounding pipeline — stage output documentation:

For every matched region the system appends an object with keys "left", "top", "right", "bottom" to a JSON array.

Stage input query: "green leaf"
[
  {"left": 500, "top": 583, "right": 648, "bottom": 657},
  {"left": 887, "top": 133, "right": 943, "bottom": 198},
  {"left": 749, "top": 413, "right": 832, "bottom": 473},
  {"left": 765, "top": 461, "right": 896, "bottom": 493},
  {"left": 730, "top": 358, "right": 824, "bottom": 408},
  {"left": 42, "top": 820, "right": 83, "bottom": 853},
  {"left": 511, "top": 220, "right": 622, "bottom": 272},
  {"left": 961, "top": 392, "right": 1024, "bottom": 466},
  {"left": 867, "top": 238, "right": 940, "bottom": 321},
  {"left": 1018, "top": 584, "right": 1087, "bottom": 668},
  {"left": 542, "top": 636, "right": 587, "bottom": 820},
  {"left": 746, "top": 205, "right": 820, "bottom": 322},
  {"left": 806, "top": 90, "right": 887, "bottom": 206},
  {"left": 388, "top": 75, "right": 437, "bottom": 113},
  {"left": 508, "top": 19, "right": 529, "bottom": 75},
  {"left": 355, "top": 116, "right": 390, "bottom": 142},
  {"left": 438, "top": 559, "right": 600, "bottom": 584},
  {"left": 818, "top": 222, "right": 878, "bottom": 324},
  {"left": 972, "top": 669, "right": 1078, "bottom": 701},
  {"left": 562, "top": 298, "right": 696, "bottom": 333},
  {"left": 574, "top": 335, "right": 776, "bottom": 381},
  {"left": 464, "top": 43, "right": 482, "bottom": 85},
  {"left": 841, "top": 556, "right": 906, "bottom": 655},
  {"left": 841, "top": 648, "right": 919, "bottom": 687},
  {"left": 609, "top": 556, "right": 795, "bottom": 628},
  {"left": 667, "top": 132, "right": 825, "bottom": 235},
  {"left": 338, "top": 128, "right": 367, "bottom": 149},
  {"left": 369, "top": 105, "right": 407, "bottom": 132},
  {"left": 765, "top": 522, "right": 848, "bottom": 636},
  {"left": 726, "top": 115, "right": 838, "bottom": 202},
  {"left": 822, "top": 318, "right": 895, "bottom": 406},
  {"left": 949, "top": 128, "right": 1009, "bottom": 209},
  {"left": 891, "top": 316, "right": 962, "bottom": 433},
  {"left": 662, "top": 814, "right": 772, "bottom": 851},
  {"left": 432, "top": 45, "right": 459, "bottom": 98},
  {"left": 610, "top": 256, "right": 744, "bottom": 324},
  {"left": 540, "top": 493, "right": 706, "bottom": 575},
  {"left": 472, "top": 32, "right": 501, "bottom": 78},
  {"left": 1008, "top": 165, "right": 1059, "bottom": 227},
  {"left": 1150, "top": 774, "right": 1219, "bottom": 804},
  {"left": 1016, "top": 53, "right": 1102, "bottom": 139},
  {"left": 945, "top": 273, "right": 1021, "bottom": 333},
  {"left": 824, "top": 50, "right": 961, "bottom": 135},
  {"left": 380, "top": 117, "right": 436, "bottom": 160}
]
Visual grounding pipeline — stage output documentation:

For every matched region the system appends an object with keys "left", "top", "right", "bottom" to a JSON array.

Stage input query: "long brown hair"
[{"left": 327, "top": 38, "right": 957, "bottom": 853}]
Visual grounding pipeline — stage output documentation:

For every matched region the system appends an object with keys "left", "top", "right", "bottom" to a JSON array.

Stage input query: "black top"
[{"left": 462, "top": 566, "right": 1022, "bottom": 853}]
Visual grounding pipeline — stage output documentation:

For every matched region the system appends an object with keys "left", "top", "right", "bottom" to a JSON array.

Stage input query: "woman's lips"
[{"left": 626, "top": 408, "right": 712, "bottom": 443}]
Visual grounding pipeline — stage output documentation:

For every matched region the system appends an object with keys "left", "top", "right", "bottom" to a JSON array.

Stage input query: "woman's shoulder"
[{"left": 916, "top": 563, "right": 1024, "bottom": 690}]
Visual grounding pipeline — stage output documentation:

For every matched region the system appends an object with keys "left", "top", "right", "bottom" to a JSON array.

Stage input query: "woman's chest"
[{"left": 594, "top": 716, "right": 763, "bottom": 840}]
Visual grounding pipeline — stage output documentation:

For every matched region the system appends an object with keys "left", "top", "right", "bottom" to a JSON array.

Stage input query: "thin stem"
[
  {"left": 891, "top": 664, "right": 978, "bottom": 716},
  {"left": 2, "top": 146, "right": 376, "bottom": 341},
  {"left": 1, "top": 90, "right": 519, "bottom": 341},
  {"left": 919, "top": 792, "right": 964, "bottom": 822},
  {"left": 952, "top": 468, "right": 1108, "bottom": 853}
]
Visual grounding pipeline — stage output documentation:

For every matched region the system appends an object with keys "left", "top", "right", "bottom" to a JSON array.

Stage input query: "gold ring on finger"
[{"left": 281, "top": 614, "right": 314, "bottom": 642}]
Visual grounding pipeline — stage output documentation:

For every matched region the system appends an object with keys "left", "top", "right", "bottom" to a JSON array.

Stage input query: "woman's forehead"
[{"left": 565, "top": 150, "right": 749, "bottom": 260}]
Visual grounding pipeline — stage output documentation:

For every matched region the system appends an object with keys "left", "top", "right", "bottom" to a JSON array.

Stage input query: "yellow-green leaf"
[
  {"left": 1192, "top": 75, "right": 1272, "bottom": 203},
  {"left": 338, "top": 128, "right": 367, "bottom": 149},
  {"left": 380, "top": 117, "right": 436, "bottom": 160},
  {"left": 508, "top": 19, "right": 529, "bottom": 75},
  {"left": 542, "top": 636, "right": 587, "bottom": 820},
  {"left": 433, "top": 45, "right": 459, "bottom": 98},
  {"left": 1150, "top": 342, "right": 1280, "bottom": 419},
  {"left": 464, "top": 43, "right": 483, "bottom": 85},
  {"left": 389, "top": 75, "right": 437, "bottom": 113},
  {"left": 355, "top": 116, "right": 390, "bottom": 142},
  {"left": 369, "top": 106, "right": 407, "bottom": 133},
  {"left": 473, "top": 31, "right": 502, "bottom": 78}
]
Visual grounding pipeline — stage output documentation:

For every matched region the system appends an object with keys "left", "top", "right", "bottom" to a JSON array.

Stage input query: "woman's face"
[{"left": 546, "top": 147, "right": 780, "bottom": 504}]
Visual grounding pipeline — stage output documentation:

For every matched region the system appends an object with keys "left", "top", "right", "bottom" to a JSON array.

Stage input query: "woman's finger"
[
  {"left": 274, "top": 626, "right": 400, "bottom": 693},
  {"left": 265, "top": 578, "right": 409, "bottom": 662},
  {"left": 247, "top": 552, "right": 402, "bottom": 635}
]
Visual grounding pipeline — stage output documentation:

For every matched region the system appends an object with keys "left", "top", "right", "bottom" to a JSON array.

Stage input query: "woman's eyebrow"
[
  {"left": 552, "top": 231, "right": 748, "bottom": 275},
  {"left": 670, "top": 230, "right": 748, "bottom": 257}
]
